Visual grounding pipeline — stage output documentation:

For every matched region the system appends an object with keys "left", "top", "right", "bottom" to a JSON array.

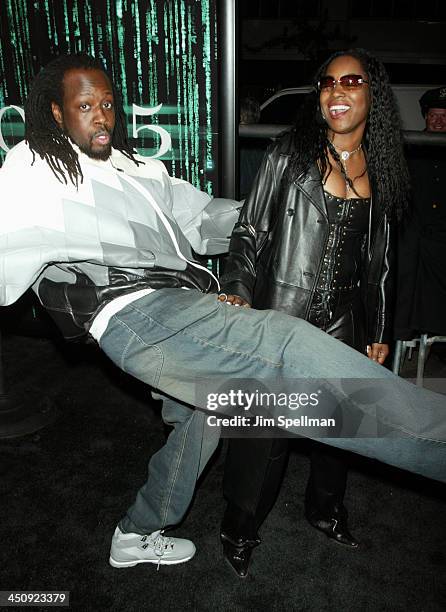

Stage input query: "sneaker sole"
[{"left": 109, "top": 554, "right": 194, "bottom": 568}]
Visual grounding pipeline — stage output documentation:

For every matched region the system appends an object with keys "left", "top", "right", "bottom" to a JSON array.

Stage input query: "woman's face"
[{"left": 319, "top": 55, "right": 371, "bottom": 139}]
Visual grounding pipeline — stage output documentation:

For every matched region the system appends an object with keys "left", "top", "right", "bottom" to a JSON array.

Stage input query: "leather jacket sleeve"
[
  {"left": 365, "top": 213, "right": 395, "bottom": 345},
  {"left": 220, "top": 149, "right": 279, "bottom": 303},
  {"left": 35, "top": 264, "right": 219, "bottom": 341}
]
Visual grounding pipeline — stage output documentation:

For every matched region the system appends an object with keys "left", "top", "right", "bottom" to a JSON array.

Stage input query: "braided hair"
[
  {"left": 286, "top": 48, "right": 410, "bottom": 220},
  {"left": 25, "top": 53, "right": 141, "bottom": 187}
]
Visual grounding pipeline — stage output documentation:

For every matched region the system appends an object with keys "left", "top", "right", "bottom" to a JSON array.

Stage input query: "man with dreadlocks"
[
  {"left": 218, "top": 49, "right": 412, "bottom": 577},
  {"left": 0, "top": 52, "right": 445, "bottom": 573},
  {"left": 1, "top": 52, "right": 241, "bottom": 569}
]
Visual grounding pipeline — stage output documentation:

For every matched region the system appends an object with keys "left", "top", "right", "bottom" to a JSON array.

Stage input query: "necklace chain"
[
  {"left": 335, "top": 142, "right": 362, "bottom": 161},
  {"left": 327, "top": 140, "right": 363, "bottom": 194}
]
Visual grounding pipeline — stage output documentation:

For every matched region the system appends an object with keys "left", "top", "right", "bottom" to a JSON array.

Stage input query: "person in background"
[
  {"left": 394, "top": 86, "right": 446, "bottom": 344},
  {"left": 219, "top": 48, "right": 410, "bottom": 577},
  {"left": 239, "top": 95, "right": 267, "bottom": 199},
  {"left": 240, "top": 95, "right": 261, "bottom": 125},
  {"left": 422, "top": 87, "right": 446, "bottom": 133}
]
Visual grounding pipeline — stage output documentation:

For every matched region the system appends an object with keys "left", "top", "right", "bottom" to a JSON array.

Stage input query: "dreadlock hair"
[
  {"left": 25, "top": 53, "right": 142, "bottom": 187},
  {"left": 286, "top": 48, "right": 410, "bottom": 221}
]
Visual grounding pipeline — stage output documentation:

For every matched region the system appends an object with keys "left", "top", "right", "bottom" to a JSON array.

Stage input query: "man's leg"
[
  {"left": 109, "top": 394, "right": 220, "bottom": 568},
  {"left": 99, "top": 288, "right": 446, "bottom": 483},
  {"left": 120, "top": 395, "right": 220, "bottom": 534}
]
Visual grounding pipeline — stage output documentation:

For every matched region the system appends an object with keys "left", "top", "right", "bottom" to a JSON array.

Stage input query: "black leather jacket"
[
  {"left": 221, "top": 132, "right": 395, "bottom": 344},
  {"left": 37, "top": 264, "right": 218, "bottom": 341}
]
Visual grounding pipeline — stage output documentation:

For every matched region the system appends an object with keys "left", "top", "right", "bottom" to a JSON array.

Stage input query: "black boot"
[
  {"left": 305, "top": 445, "right": 359, "bottom": 548},
  {"left": 220, "top": 503, "right": 260, "bottom": 577},
  {"left": 305, "top": 505, "right": 359, "bottom": 548},
  {"left": 220, "top": 530, "right": 260, "bottom": 578}
]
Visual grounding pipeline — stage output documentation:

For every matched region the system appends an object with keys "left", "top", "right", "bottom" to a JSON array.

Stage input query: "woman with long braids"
[{"left": 218, "top": 48, "right": 410, "bottom": 577}]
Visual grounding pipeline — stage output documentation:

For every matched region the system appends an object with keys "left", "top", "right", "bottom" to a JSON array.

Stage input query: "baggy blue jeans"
[
  {"left": 98, "top": 288, "right": 446, "bottom": 534},
  {"left": 119, "top": 393, "right": 220, "bottom": 535}
]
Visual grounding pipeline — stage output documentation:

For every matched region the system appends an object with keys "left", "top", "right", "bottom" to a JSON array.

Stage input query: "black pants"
[{"left": 222, "top": 290, "right": 366, "bottom": 534}]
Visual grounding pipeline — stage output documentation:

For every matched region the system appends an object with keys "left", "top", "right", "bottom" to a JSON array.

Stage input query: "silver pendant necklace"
[
  {"left": 334, "top": 143, "right": 362, "bottom": 192},
  {"left": 326, "top": 139, "right": 364, "bottom": 195},
  {"left": 338, "top": 143, "right": 362, "bottom": 161}
]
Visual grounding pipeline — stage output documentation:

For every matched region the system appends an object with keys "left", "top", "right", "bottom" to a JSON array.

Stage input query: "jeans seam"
[
  {"left": 119, "top": 332, "right": 135, "bottom": 372},
  {"left": 179, "top": 329, "right": 282, "bottom": 368},
  {"left": 116, "top": 318, "right": 164, "bottom": 388},
  {"left": 130, "top": 296, "right": 220, "bottom": 334},
  {"left": 160, "top": 412, "right": 200, "bottom": 528},
  {"left": 340, "top": 399, "right": 446, "bottom": 444},
  {"left": 390, "top": 431, "right": 446, "bottom": 445}
]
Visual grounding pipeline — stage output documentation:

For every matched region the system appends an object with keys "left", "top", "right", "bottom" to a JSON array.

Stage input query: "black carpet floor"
[{"left": 1, "top": 332, "right": 445, "bottom": 612}]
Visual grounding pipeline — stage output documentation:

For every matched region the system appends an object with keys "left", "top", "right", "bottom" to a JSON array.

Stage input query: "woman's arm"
[
  {"left": 366, "top": 213, "right": 395, "bottom": 359},
  {"left": 219, "top": 148, "right": 279, "bottom": 304}
]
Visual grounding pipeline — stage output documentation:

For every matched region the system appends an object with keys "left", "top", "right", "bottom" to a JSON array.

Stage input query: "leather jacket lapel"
[{"left": 294, "top": 164, "right": 328, "bottom": 219}]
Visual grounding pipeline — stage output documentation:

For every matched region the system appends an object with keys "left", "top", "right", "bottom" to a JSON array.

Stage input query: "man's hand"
[
  {"left": 366, "top": 343, "right": 389, "bottom": 365},
  {"left": 218, "top": 293, "right": 251, "bottom": 307}
]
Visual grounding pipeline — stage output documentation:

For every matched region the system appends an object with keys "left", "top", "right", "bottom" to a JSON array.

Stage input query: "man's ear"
[{"left": 51, "top": 102, "right": 63, "bottom": 128}]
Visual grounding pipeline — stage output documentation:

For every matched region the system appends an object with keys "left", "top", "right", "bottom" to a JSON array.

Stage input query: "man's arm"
[
  {"left": 169, "top": 177, "right": 241, "bottom": 256},
  {"left": 111, "top": 149, "right": 240, "bottom": 257},
  {"left": 0, "top": 143, "right": 59, "bottom": 306}
]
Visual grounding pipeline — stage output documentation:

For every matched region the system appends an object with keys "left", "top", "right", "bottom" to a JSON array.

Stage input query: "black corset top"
[
  {"left": 316, "top": 190, "right": 370, "bottom": 291},
  {"left": 307, "top": 191, "right": 370, "bottom": 328}
]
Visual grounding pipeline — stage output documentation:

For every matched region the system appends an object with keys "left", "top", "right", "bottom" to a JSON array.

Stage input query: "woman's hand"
[
  {"left": 218, "top": 293, "right": 251, "bottom": 308},
  {"left": 366, "top": 343, "right": 389, "bottom": 365}
]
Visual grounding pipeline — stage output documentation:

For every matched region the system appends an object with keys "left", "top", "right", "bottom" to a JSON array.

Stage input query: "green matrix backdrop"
[{"left": 0, "top": 0, "right": 218, "bottom": 193}]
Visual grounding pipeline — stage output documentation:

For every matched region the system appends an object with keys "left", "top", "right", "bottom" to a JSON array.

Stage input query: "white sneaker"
[{"left": 109, "top": 526, "right": 196, "bottom": 568}]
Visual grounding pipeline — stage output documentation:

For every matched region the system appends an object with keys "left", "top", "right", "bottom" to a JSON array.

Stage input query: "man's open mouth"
[{"left": 92, "top": 131, "right": 111, "bottom": 145}]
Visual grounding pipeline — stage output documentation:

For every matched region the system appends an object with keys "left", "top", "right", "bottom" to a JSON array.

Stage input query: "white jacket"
[{"left": 0, "top": 141, "right": 240, "bottom": 306}]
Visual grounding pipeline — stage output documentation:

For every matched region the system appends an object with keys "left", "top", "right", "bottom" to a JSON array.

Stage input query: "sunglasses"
[{"left": 317, "top": 74, "right": 369, "bottom": 91}]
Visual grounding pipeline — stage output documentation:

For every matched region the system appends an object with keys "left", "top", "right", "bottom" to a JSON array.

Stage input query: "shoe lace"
[{"left": 142, "top": 531, "right": 174, "bottom": 571}]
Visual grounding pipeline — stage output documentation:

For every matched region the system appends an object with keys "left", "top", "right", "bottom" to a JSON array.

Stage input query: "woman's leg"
[
  {"left": 305, "top": 294, "right": 365, "bottom": 547},
  {"left": 305, "top": 444, "right": 356, "bottom": 546},
  {"left": 221, "top": 436, "right": 289, "bottom": 576}
]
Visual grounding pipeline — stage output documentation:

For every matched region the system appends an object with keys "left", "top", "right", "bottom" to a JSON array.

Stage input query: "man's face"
[
  {"left": 426, "top": 108, "right": 446, "bottom": 132},
  {"left": 51, "top": 68, "right": 115, "bottom": 160}
]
